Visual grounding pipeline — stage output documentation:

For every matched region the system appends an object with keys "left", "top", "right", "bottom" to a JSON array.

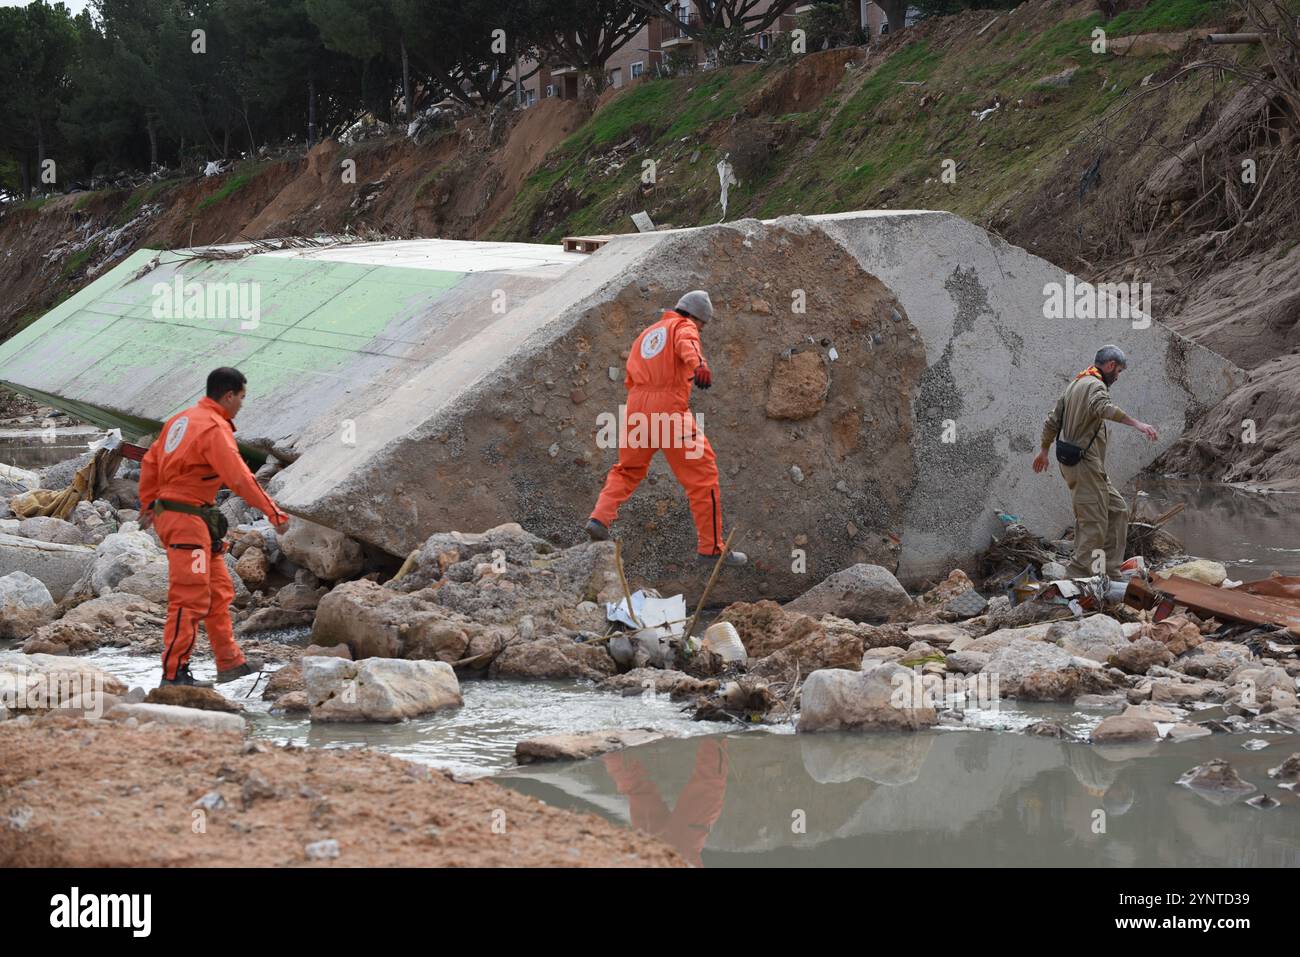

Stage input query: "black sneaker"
[
  {"left": 216, "top": 656, "right": 264, "bottom": 684},
  {"left": 159, "top": 664, "right": 214, "bottom": 688},
  {"left": 585, "top": 518, "right": 610, "bottom": 541}
]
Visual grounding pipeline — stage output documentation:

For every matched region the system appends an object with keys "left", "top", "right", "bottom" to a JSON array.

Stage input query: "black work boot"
[
  {"left": 216, "top": 655, "right": 264, "bottom": 684},
  {"left": 159, "top": 664, "right": 214, "bottom": 689},
  {"left": 698, "top": 550, "right": 748, "bottom": 567},
  {"left": 585, "top": 518, "right": 610, "bottom": 542}
]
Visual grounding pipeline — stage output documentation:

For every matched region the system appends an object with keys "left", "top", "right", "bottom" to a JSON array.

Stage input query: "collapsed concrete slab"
[{"left": 0, "top": 212, "right": 1242, "bottom": 601}]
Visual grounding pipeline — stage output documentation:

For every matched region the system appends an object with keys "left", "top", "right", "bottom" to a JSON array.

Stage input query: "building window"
[
  {"left": 759, "top": 32, "right": 770, "bottom": 50},
  {"left": 545, "top": 84, "right": 556, "bottom": 98},
  {"left": 631, "top": 61, "right": 644, "bottom": 79},
  {"left": 525, "top": 89, "right": 537, "bottom": 106},
  {"left": 609, "top": 67, "right": 622, "bottom": 88}
]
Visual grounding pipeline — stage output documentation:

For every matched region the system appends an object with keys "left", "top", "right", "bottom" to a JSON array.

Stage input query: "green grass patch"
[
  {"left": 195, "top": 173, "right": 251, "bottom": 212},
  {"left": 1107, "top": 0, "right": 1229, "bottom": 35},
  {"left": 60, "top": 240, "right": 100, "bottom": 279}
]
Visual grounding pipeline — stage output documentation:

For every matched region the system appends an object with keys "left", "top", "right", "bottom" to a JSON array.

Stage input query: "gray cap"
[
  {"left": 675, "top": 290, "right": 714, "bottom": 324},
  {"left": 1094, "top": 344, "right": 1128, "bottom": 367}
]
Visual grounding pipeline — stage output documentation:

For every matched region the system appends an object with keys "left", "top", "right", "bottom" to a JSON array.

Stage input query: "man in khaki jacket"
[{"left": 1033, "top": 345, "right": 1159, "bottom": 577}]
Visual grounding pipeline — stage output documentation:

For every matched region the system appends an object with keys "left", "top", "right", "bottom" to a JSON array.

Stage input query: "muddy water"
[
  {"left": 1135, "top": 478, "right": 1300, "bottom": 578},
  {"left": 498, "top": 723, "right": 1300, "bottom": 867},
  {"left": 78, "top": 646, "right": 1300, "bottom": 867},
  {"left": 0, "top": 425, "right": 105, "bottom": 470},
  {"left": 79, "top": 647, "right": 731, "bottom": 780},
  {"left": 47, "top": 475, "right": 1300, "bottom": 866}
]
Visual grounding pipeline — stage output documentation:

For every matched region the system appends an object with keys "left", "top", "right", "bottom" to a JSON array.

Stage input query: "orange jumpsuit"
[
  {"left": 139, "top": 396, "right": 286, "bottom": 680},
  {"left": 590, "top": 310, "right": 725, "bottom": 554}
]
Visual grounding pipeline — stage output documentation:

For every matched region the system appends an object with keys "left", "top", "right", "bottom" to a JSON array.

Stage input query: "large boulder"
[
  {"left": 516, "top": 729, "right": 666, "bottom": 763},
  {"left": 784, "top": 564, "right": 914, "bottom": 622},
  {"left": 0, "top": 652, "right": 128, "bottom": 712},
  {"left": 1049, "top": 614, "right": 1127, "bottom": 663},
  {"left": 63, "top": 592, "right": 162, "bottom": 630},
  {"left": 1111, "top": 636, "right": 1174, "bottom": 674},
  {"left": 0, "top": 570, "right": 56, "bottom": 638},
  {"left": 303, "top": 656, "right": 463, "bottom": 722},
  {"left": 1091, "top": 714, "right": 1160, "bottom": 743},
  {"left": 75, "top": 530, "right": 166, "bottom": 598},
  {"left": 1174, "top": 641, "right": 1257, "bottom": 680},
  {"left": 277, "top": 517, "right": 364, "bottom": 581},
  {"left": 0, "top": 534, "right": 95, "bottom": 600},
  {"left": 796, "top": 663, "right": 939, "bottom": 732},
  {"left": 312, "top": 578, "right": 511, "bottom": 662},
  {"left": 18, "top": 515, "right": 85, "bottom": 545},
  {"left": 70, "top": 500, "right": 116, "bottom": 545},
  {"left": 113, "top": 561, "right": 170, "bottom": 603},
  {"left": 717, "top": 599, "right": 910, "bottom": 678},
  {"left": 981, "top": 636, "right": 1074, "bottom": 685},
  {"left": 396, "top": 531, "right": 622, "bottom": 633},
  {"left": 488, "top": 635, "right": 617, "bottom": 681},
  {"left": 106, "top": 701, "right": 245, "bottom": 733}
]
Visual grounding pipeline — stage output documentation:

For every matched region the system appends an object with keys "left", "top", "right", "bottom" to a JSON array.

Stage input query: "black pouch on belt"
[
  {"left": 1051, "top": 392, "right": 1103, "bottom": 467},
  {"left": 153, "top": 500, "right": 229, "bottom": 549},
  {"left": 1055, "top": 424, "right": 1102, "bottom": 467}
]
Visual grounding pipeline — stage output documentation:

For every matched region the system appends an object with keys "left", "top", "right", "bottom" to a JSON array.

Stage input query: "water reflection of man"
[{"left": 603, "top": 738, "right": 729, "bottom": 868}]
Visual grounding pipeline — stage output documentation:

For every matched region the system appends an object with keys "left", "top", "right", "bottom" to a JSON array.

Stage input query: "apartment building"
[{"left": 512, "top": 2, "right": 910, "bottom": 107}]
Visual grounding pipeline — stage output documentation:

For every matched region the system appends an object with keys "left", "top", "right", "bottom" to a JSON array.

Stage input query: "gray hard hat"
[{"left": 675, "top": 290, "right": 714, "bottom": 324}]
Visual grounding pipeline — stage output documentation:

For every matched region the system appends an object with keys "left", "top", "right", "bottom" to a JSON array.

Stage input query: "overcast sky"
[{"left": 0, "top": 0, "right": 93, "bottom": 15}]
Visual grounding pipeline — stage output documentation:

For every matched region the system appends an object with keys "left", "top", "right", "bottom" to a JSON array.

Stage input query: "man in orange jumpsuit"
[
  {"left": 139, "top": 367, "right": 289, "bottom": 687},
  {"left": 586, "top": 290, "right": 746, "bottom": 566}
]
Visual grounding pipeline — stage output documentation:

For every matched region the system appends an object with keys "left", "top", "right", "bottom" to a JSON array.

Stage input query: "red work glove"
[{"left": 693, "top": 364, "right": 712, "bottom": 389}]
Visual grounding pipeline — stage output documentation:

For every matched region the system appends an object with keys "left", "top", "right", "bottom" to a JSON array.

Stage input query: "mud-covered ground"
[{"left": 0, "top": 712, "right": 683, "bottom": 867}]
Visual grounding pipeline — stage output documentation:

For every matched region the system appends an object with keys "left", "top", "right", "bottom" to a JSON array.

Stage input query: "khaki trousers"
[{"left": 1060, "top": 460, "right": 1128, "bottom": 577}]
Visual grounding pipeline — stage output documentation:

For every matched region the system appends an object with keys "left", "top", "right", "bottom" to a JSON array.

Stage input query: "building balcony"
[{"left": 661, "top": 12, "right": 700, "bottom": 48}]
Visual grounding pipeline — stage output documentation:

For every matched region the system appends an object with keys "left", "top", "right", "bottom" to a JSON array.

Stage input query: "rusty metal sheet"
[
  {"left": 1241, "top": 576, "right": 1300, "bottom": 601},
  {"left": 1126, "top": 575, "right": 1300, "bottom": 632}
]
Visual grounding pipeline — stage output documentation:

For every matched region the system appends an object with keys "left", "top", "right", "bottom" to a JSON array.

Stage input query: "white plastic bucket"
[{"left": 702, "top": 622, "right": 747, "bottom": 663}]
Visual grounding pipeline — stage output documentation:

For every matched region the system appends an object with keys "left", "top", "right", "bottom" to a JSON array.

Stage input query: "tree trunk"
[
  {"left": 401, "top": 41, "right": 412, "bottom": 121},
  {"left": 242, "top": 96, "right": 256, "bottom": 155},
  {"left": 36, "top": 115, "right": 47, "bottom": 187},
  {"left": 20, "top": 149, "right": 32, "bottom": 199},
  {"left": 879, "top": 0, "right": 909, "bottom": 35},
  {"left": 307, "top": 75, "right": 318, "bottom": 147},
  {"left": 146, "top": 116, "right": 158, "bottom": 171}
]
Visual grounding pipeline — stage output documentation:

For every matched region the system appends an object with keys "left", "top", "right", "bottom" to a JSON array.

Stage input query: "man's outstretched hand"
[
  {"left": 693, "top": 364, "right": 712, "bottom": 389},
  {"left": 138, "top": 507, "right": 154, "bottom": 530},
  {"left": 1032, "top": 449, "right": 1050, "bottom": 474}
]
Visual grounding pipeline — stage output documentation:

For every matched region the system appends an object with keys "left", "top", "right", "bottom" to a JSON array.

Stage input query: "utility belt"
[{"left": 152, "top": 499, "right": 228, "bottom": 550}]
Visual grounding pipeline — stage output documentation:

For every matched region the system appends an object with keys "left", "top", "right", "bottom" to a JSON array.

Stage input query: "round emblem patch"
[
  {"left": 640, "top": 327, "right": 668, "bottom": 360},
  {"left": 163, "top": 416, "right": 189, "bottom": 454}
]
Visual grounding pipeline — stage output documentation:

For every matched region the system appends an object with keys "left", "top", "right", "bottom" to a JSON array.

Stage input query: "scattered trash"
[
  {"left": 606, "top": 591, "right": 686, "bottom": 636},
  {"left": 702, "top": 621, "right": 746, "bottom": 664}
]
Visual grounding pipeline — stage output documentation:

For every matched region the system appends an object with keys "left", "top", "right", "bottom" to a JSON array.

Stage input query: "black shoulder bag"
[{"left": 1053, "top": 394, "right": 1104, "bottom": 467}]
